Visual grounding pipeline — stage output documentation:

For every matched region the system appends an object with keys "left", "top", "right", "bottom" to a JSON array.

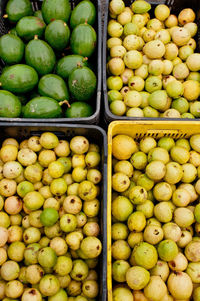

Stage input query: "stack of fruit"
[
  {"left": 0, "top": 0, "right": 97, "bottom": 119},
  {"left": 107, "top": 0, "right": 200, "bottom": 118},
  {"left": 0, "top": 132, "right": 102, "bottom": 300},
  {"left": 111, "top": 133, "right": 200, "bottom": 300}
]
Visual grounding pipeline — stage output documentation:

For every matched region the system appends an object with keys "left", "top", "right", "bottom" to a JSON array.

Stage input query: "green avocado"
[
  {"left": 41, "top": 0, "right": 71, "bottom": 24},
  {"left": 16, "top": 16, "right": 46, "bottom": 41},
  {"left": 70, "top": 0, "right": 96, "bottom": 29},
  {"left": 68, "top": 66, "right": 96, "bottom": 101},
  {"left": 56, "top": 55, "right": 89, "bottom": 80},
  {"left": 65, "top": 101, "right": 93, "bottom": 118},
  {"left": 5, "top": 0, "right": 33, "bottom": 23},
  {"left": 25, "top": 38, "right": 56, "bottom": 75},
  {"left": 34, "top": 10, "right": 44, "bottom": 22},
  {"left": 0, "top": 34, "right": 24, "bottom": 64},
  {"left": 0, "top": 64, "right": 38, "bottom": 94},
  {"left": 38, "top": 74, "right": 70, "bottom": 102},
  {"left": 70, "top": 23, "right": 96, "bottom": 58},
  {"left": 23, "top": 97, "right": 62, "bottom": 118},
  {"left": 0, "top": 90, "right": 21, "bottom": 117},
  {"left": 45, "top": 20, "right": 70, "bottom": 52},
  {"left": 9, "top": 27, "right": 18, "bottom": 36}
]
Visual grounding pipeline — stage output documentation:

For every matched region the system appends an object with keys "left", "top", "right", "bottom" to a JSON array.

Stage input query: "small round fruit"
[
  {"left": 144, "top": 276, "right": 167, "bottom": 301},
  {"left": 167, "top": 271, "right": 193, "bottom": 299},
  {"left": 113, "top": 287, "right": 133, "bottom": 301},
  {"left": 126, "top": 266, "right": 150, "bottom": 290},
  {"left": 132, "top": 242, "right": 158, "bottom": 269}
]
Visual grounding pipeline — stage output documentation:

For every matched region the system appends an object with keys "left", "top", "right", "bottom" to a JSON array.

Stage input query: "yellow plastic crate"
[{"left": 107, "top": 120, "right": 200, "bottom": 301}]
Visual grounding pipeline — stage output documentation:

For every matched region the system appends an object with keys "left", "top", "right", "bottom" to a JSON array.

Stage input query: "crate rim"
[
  {"left": 107, "top": 120, "right": 200, "bottom": 301},
  {"left": 0, "top": 122, "right": 108, "bottom": 301},
  {"left": 103, "top": 0, "right": 200, "bottom": 124},
  {"left": 0, "top": 0, "right": 102, "bottom": 125}
]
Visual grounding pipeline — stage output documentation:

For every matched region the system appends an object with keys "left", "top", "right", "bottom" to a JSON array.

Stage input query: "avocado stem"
[
  {"left": 34, "top": 35, "right": 38, "bottom": 40},
  {"left": 3, "top": 14, "right": 8, "bottom": 18},
  {"left": 59, "top": 100, "right": 70, "bottom": 108},
  {"left": 83, "top": 57, "right": 88, "bottom": 62}
]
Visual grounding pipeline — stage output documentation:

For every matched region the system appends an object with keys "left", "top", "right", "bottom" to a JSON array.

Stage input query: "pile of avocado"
[{"left": 0, "top": 0, "right": 97, "bottom": 118}]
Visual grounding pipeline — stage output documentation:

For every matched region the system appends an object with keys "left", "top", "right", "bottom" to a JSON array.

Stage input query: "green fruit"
[
  {"left": 128, "top": 211, "right": 146, "bottom": 232},
  {"left": 9, "top": 27, "right": 18, "bottom": 36},
  {"left": 145, "top": 76, "right": 162, "bottom": 93},
  {"left": 23, "top": 97, "right": 62, "bottom": 118},
  {"left": 48, "top": 288, "right": 68, "bottom": 301},
  {"left": 112, "top": 196, "right": 133, "bottom": 221},
  {"left": 112, "top": 260, "right": 130, "bottom": 282},
  {"left": 70, "top": 24, "right": 96, "bottom": 58},
  {"left": 0, "top": 34, "right": 24, "bottom": 65},
  {"left": 70, "top": 0, "right": 96, "bottom": 29},
  {"left": 0, "top": 90, "right": 21, "bottom": 118},
  {"left": 126, "top": 266, "right": 150, "bottom": 290},
  {"left": 68, "top": 67, "right": 96, "bottom": 101},
  {"left": 158, "top": 240, "right": 178, "bottom": 261},
  {"left": 16, "top": 16, "right": 46, "bottom": 41},
  {"left": 60, "top": 214, "right": 77, "bottom": 232},
  {"left": 25, "top": 38, "right": 56, "bottom": 75},
  {"left": 24, "top": 191, "right": 44, "bottom": 210},
  {"left": 166, "top": 80, "right": 184, "bottom": 98},
  {"left": 5, "top": 0, "right": 33, "bottom": 23},
  {"left": 131, "top": 0, "right": 151, "bottom": 13},
  {"left": 132, "top": 242, "right": 158, "bottom": 269},
  {"left": 113, "top": 287, "right": 133, "bottom": 301},
  {"left": 39, "top": 274, "right": 60, "bottom": 296},
  {"left": 65, "top": 102, "right": 93, "bottom": 118},
  {"left": 38, "top": 247, "right": 57, "bottom": 268},
  {"left": 17, "top": 181, "right": 34, "bottom": 197},
  {"left": 41, "top": 0, "right": 71, "bottom": 24},
  {"left": 34, "top": 10, "right": 44, "bottom": 21},
  {"left": 38, "top": 74, "right": 70, "bottom": 102},
  {"left": 0, "top": 64, "right": 38, "bottom": 94},
  {"left": 57, "top": 58, "right": 89, "bottom": 85},
  {"left": 40, "top": 208, "right": 59, "bottom": 227},
  {"left": 172, "top": 97, "right": 189, "bottom": 113},
  {"left": 148, "top": 90, "right": 168, "bottom": 112},
  {"left": 45, "top": 20, "right": 70, "bottom": 52}
]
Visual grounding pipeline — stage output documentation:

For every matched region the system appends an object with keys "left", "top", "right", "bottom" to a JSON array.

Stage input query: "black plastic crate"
[
  {"left": 0, "top": 122, "right": 107, "bottom": 301},
  {"left": 0, "top": 0, "right": 102, "bottom": 124},
  {"left": 103, "top": 0, "right": 200, "bottom": 124}
]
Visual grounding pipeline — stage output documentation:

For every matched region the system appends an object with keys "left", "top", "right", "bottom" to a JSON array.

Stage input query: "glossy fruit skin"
[
  {"left": 38, "top": 74, "right": 70, "bottom": 102},
  {"left": 70, "top": 0, "right": 96, "bottom": 29},
  {"left": 23, "top": 97, "right": 62, "bottom": 118},
  {"left": 25, "top": 39, "right": 56, "bottom": 76},
  {"left": 41, "top": 0, "right": 71, "bottom": 24},
  {"left": 0, "top": 34, "right": 24, "bottom": 65},
  {"left": 34, "top": 10, "right": 44, "bottom": 21},
  {"left": 56, "top": 55, "right": 89, "bottom": 80},
  {"left": 65, "top": 101, "right": 93, "bottom": 118},
  {"left": 68, "top": 66, "right": 96, "bottom": 101},
  {"left": 6, "top": 0, "right": 33, "bottom": 23},
  {"left": 0, "top": 64, "right": 38, "bottom": 94},
  {"left": 45, "top": 20, "right": 70, "bottom": 52},
  {"left": 70, "top": 24, "right": 97, "bottom": 58},
  {"left": 0, "top": 90, "right": 21, "bottom": 117},
  {"left": 16, "top": 16, "right": 46, "bottom": 41}
]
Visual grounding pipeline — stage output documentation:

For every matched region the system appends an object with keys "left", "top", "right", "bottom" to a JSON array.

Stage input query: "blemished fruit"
[
  {"left": 106, "top": 1, "right": 200, "bottom": 118},
  {"left": 0, "top": 132, "right": 102, "bottom": 299},
  {"left": 111, "top": 132, "right": 200, "bottom": 299}
]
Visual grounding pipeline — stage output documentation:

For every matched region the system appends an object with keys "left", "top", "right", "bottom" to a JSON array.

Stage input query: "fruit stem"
[
  {"left": 3, "top": 14, "right": 8, "bottom": 18},
  {"left": 59, "top": 100, "right": 71, "bottom": 108},
  {"left": 34, "top": 35, "right": 38, "bottom": 40},
  {"left": 83, "top": 57, "right": 88, "bottom": 62}
]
